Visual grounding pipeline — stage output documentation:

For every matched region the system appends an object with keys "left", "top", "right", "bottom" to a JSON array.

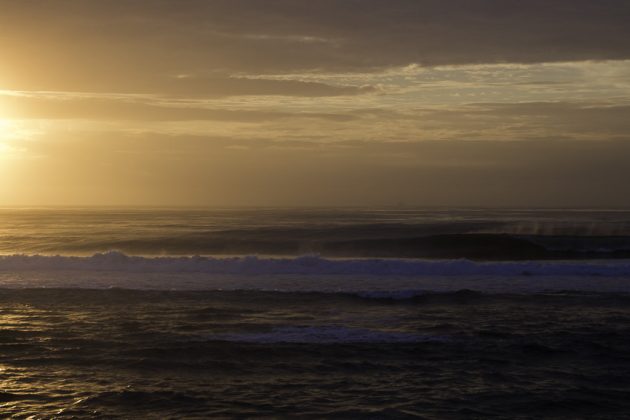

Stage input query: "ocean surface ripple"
[{"left": 1, "top": 289, "right": 630, "bottom": 418}]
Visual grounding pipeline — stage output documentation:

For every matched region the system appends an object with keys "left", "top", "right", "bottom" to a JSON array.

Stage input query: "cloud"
[
  {"left": 0, "top": 73, "right": 372, "bottom": 97},
  {"left": 0, "top": 94, "right": 359, "bottom": 122},
  {"left": 2, "top": 1, "right": 630, "bottom": 94},
  {"left": 5, "top": 92, "right": 630, "bottom": 144},
  {"left": 443, "top": 102, "right": 630, "bottom": 138},
  {"left": 3, "top": 1, "right": 629, "bottom": 207}
]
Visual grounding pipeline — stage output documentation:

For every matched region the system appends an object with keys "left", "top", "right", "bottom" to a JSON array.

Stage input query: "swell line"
[{"left": 1, "top": 251, "right": 630, "bottom": 277}]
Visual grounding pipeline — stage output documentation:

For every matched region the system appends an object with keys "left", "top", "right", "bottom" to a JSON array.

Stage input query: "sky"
[{"left": 1, "top": 0, "right": 630, "bottom": 207}]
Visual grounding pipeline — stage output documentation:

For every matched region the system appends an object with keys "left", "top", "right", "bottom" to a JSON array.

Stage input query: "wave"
[
  {"left": 7, "top": 233, "right": 630, "bottom": 260},
  {"left": 1, "top": 251, "right": 630, "bottom": 277}
]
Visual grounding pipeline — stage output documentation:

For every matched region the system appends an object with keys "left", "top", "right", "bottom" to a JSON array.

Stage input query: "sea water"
[{"left": 1, "top": 208, "right": 630, "bottom": 418}]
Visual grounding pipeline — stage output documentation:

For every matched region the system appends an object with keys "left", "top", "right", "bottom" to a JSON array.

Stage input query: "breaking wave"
[{"left": 1, "top": 251, "right": 630, "bottom": 277}]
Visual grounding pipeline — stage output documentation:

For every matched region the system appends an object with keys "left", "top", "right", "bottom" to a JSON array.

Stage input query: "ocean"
[{"left": 1, "top": 208, "right": 630, "bottom": 418}]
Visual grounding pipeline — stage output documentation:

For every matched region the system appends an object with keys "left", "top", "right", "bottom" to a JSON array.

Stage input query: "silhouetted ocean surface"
[
  {"left": 1, "top": 208, "right": 630, "bottom": 418},
  {"left": 3, "top": 207, "right": 630, "bottom": 259}
]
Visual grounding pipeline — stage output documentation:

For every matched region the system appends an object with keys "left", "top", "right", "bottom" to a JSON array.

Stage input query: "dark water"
[
  {"left": 2, "top": 208, "right": 630, "bottom": 259},
  {"left": 1, "top": 289, "right": 630, "bottom": 418},
  {"left": 2, "top": 208, "right": 630, "bottom": 418}
]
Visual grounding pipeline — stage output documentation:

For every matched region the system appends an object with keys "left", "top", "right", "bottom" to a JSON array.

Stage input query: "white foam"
[
  {"left": 1, "top": 252, "right": 630, "bottom": 293},
  {"left": 1, "top": 251, "right": 630, "bottom": 277}
]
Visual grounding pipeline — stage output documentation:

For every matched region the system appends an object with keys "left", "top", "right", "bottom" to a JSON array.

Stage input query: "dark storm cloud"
[{"left": 1, "top": 0, "right": 629, "bottom": 93}]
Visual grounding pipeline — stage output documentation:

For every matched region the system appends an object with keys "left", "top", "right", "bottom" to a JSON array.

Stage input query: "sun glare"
[
  {"left": 0, "top": 119, "right": 11, "bottom": 143},
  {"left": 0, "top": 118, "right": 9, "bottom": 138},
  {"left": 0, "top": 119, "right": 20, "bottom": 158}
]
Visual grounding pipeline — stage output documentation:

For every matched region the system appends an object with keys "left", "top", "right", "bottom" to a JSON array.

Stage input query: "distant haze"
[{"left": 1, "top": 0, "right": 630, "bottom": 207}]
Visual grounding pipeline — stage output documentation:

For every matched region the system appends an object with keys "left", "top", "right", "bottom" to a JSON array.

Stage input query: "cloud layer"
[
  {"left": 2, "top": 0, "right": 630, "bottom": 93},
  {"left": 1, "top": 1, "right": 630, "bottom": 206}
]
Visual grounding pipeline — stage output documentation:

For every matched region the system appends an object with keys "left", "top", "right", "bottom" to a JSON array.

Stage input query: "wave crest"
[{"left": 1, "top": 251, "right": 630, "bottom": 277}]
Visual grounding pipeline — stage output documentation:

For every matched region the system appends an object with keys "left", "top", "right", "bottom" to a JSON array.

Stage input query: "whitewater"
[{"left": 1, "top": 252, "right": 629, "bottom": 295}]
